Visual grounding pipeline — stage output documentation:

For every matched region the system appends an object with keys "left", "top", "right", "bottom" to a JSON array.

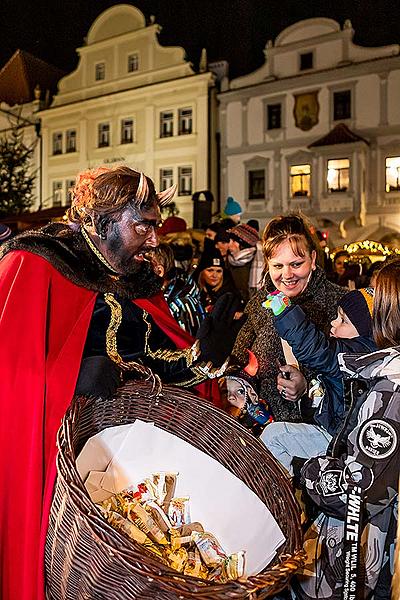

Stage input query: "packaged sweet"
[
  {"left": 178, "top": 522, "right": 204, "bottom": 536},
  {"left": 209, "top": 551, "right": 246, "bottom": 583},
  {"left": 144, "top": 500, "right": 172, "bottom": 533},
  {"left": 168, "top": 496, "right": 190, "bottom": 528},
  {"left": 184, "top": 548, "right": 209, "bottom": 579},
  {"left": 191, "top": 531, "right": 227, "bottom": 567},
  {"left": 100, "top": 509, "right": 165, "bottom": 561},
  {"left": 165, "top": 547, "right": 188, "bottom": 572},
  {"left": 128, "top": 501, "right": 169, "bottom": 545}
]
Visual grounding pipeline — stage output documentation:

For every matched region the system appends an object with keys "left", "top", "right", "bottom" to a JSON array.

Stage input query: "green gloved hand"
[{"left": 262, "top": 290, "right": 291, "bottom": 316}]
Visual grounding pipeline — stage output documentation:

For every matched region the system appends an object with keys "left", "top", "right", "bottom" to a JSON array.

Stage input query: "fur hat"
[
  {"left": 338, "top": 287, "right": 374, "bottom": 337},
  {"left": 223, "top": 196, "right": 242, "bottom": 216},
  {"left": 229, "top": 223, "right": 259, "bottom": 248}
]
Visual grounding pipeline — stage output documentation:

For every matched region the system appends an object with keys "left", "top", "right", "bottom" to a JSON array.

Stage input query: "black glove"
[
  {"left": 196, "top": 293, "right": 246, "bottom": 367},
  {"left": 75, "top": 356, "right": 121, "bottom": 398}
]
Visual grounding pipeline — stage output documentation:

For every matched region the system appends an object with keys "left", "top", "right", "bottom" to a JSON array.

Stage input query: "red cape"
[{"left": 0, "top": 250, "right": 219, "bottom": 600}]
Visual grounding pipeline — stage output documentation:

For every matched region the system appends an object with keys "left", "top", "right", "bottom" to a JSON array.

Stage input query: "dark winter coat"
[
  {"left": 293, "top": 347, "right": 400, "bottom": 599},
  {"left": 274, "top": 304, "right": 376, "bottom": 434},
  {"left": 232, "top": 266, "right": 347, "bottom": 422}
]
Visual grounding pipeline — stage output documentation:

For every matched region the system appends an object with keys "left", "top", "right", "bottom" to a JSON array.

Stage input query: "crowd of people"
[{"left": 0, "top": 163, "right": 399, "bottom": 600}]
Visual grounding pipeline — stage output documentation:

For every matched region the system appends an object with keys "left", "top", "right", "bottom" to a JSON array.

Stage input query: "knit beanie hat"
[
  {"left": 0, "top": 223, "right": 12, "bottom": 243},
  {"left": 338, "top": 287, "right": 374, "bottom": 337},
  {"left": 229, "top": 224, "right": 259, "bottom": 249},
  {"left": 223, "top": 196, "right": 242, "bottom": 217},
  {"left": 195, "top": 247, "right": 225, "bottom": 276}
]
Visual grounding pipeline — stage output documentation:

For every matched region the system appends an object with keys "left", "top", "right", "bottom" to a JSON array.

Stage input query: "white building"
[
  {"left": 38, "top": 4, "right": 217, "bottom": 226},
  {"left": 219, "top": 18, "right": 400, "bottom": 244}
]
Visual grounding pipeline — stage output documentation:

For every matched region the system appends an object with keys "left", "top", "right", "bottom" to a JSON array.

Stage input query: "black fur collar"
[{"left": 0, "top": 223, "right": 163, "bottom": 299}]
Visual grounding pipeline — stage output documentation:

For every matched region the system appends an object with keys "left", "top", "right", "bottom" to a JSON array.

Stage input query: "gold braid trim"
[
  {"left": 142, "top": 311, "right": 201, "bottom": 367},
  {"left": 81, "top": 226, "right": 120, "bottom": 275},
  {"left": 104, "top": 293, "right": 147, "bottom": 373}
]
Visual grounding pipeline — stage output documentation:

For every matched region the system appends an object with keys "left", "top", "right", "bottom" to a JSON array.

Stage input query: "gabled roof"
[
  {"left": 308, "top": 123, "right": 369, "bottom": 148},
  {"left": 0, "top": 50, "right": 64, "bottom": 106}
]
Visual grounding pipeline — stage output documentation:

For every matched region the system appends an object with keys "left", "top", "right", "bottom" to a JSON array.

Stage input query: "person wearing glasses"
[{"left": 0, "top": 164, "right": 243, "bottom": 600}]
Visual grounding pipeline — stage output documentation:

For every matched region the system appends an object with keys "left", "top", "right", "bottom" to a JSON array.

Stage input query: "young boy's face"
[{"left": 330, "top": 307, "right": 359, "bottom": 339}]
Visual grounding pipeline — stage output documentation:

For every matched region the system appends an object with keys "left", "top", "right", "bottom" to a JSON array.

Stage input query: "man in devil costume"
[{"left": 0, "top": 165, "right": 242, "bottom": 600}]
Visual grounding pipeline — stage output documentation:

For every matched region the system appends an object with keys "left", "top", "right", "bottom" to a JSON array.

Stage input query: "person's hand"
[
  {"left": 276, "top": 364, "right": 307, "bottom": 402},
  {"left": 196, "top": 293, "right": 246, "bottom": 367},
  {"left": 262, "top": 290, "right": 291, "bottom": 316},
  {"left": 75, "top": 356, "right": 122, "bottom": 398}
]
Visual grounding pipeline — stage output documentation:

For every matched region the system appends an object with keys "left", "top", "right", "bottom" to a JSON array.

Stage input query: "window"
[
  {"left": 300, "top": 52, "right": 313, "bottom": 71},
  {"left": 178, "top": 166, "right": 192, "bottom": 195},
  {"left": 327, "top": 158, "right": 350, "bottom": 193},
  {"left": 95, "top": 62, "right": 105, "bottom": 81},
  {"left": 128, "top": 53, "right": 139, "bottom": 73},
  {"left": 267, "top": 104, "right": 281, "bottom": 130},
  {"left": 98, "top": 123, "right": 110, "bottom": 148},
  {"left": 290, "top": 164, "right": 311, "bottom": 197},
  {"left": 52, "top": 132, "right": 62, "bottom": 155},
  {"left": 65, "top": 179, "right": 75, "bottom": 205},
  {"left": 66, "top": 129, "right": 76, "bottom": 153},
  {"left": 52, "top": 181, "right": 63, "bottom": 206},
  {"left": 121, "top": 118, "right": 134, "bottom": 144},
  {"left": 385, "top": 157, "right": 400, "bottom": 192},
  {"left": 248, "top": 169, "right": 265, "bottom": 199},
  {"left": 160, "top": 168, "right": 174, "bottom": 191},
  {"left": 333, "top": 90, "right": 351, "bottom": 120},
  {"left": 178, "top": 108, "right": 193, "bottom": 135},
  {"left": 160, "top": 111, "right": 174, "bottom": 137}
]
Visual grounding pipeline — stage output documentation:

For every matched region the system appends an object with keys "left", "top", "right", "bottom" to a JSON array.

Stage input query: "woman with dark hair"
[
  {"left": 194, "top": 247, "right": 242, "bottom": 313},
  {"left": 293, "top": 258, "right": 400, "bottom": 600},
  {"left": 231, "top": 214, "right": 347, "bottom": 422}
]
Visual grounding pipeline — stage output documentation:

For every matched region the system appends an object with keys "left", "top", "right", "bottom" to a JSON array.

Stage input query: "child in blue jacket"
[{"left": 260, "top": 287, "right": 376, "bottom": 475}]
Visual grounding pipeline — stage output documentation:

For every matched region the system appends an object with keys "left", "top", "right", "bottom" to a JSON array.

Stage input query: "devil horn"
[
  {"left": 157, "top": 183, "right": 177, "bottom": 207},
  {"left": 136, "top": 172, "right": 149, "bottom": 204},
  {"left": 244, "top": 349, "right": 258, "bottom": 376}
]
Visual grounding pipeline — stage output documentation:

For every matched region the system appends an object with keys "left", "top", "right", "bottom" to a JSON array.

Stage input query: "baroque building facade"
[
  {"left": 218, "top": 18, "right": 400, "bottom": 244},
  {"left": 38, "top": 5, "right": 217, "bottom": 226}
]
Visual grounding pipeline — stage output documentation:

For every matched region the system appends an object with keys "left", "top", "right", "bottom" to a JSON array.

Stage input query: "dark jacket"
[
  {"left": 232, "top": 266, "right": 348, "bottom": 422},
  {"left": 293, "top": 347, "right": 400, "bottom": 599},
  {"left": 274, "top": 304, "right": 376, "bottom": 434}
]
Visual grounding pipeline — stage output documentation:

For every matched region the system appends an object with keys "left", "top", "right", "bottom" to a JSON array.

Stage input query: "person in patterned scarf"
[{"left": 292, "top": 258, "right": 400, "bottom": 600}]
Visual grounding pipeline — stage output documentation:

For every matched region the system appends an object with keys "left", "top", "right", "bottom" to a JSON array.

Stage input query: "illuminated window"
[
  {"left": 52, "top": 132, "right": 62, "bottom": 155},
  {"left": 160, "top": 168, "right": 173, "bottom": 190},
  {"left": 128, "top": 53, "right": 139, "bottom": 72},
  {"left": 95, "top": 62, "right": 105, "bottom": 81},
  {"left": 178, "top": 108, "right": 192, "bottom": 135},
  {"left": 160, "top": 111, "right": 173, "bottom": 137},
  {"left": 66, "top": 129, "right": 76, "bottom": 153},
  {"left": 290, "top": 164, "right": 311, "bottom": 197},
  {"left": 98, "top": 123, "right": 110, "bottom": 148},
  {"left": 178, "top": 166, "right": 192, "bottom": 195},
  {"left": 385, "top": 157, "right": 400, "bottom": 192},
  {"left": 52, "top": 181, "right": 63, "bottom": 206},
  {"left": 327, "top": 158, "right": 350, "bottom": 193},
  {"left": 121, "top": 118, "right": 134, "bottom": 144},
  {"left": 249, "top": 169, "right": 265, "bottom": 199}
]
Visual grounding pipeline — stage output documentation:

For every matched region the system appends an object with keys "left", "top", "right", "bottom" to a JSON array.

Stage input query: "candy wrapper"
[{"left": 168, "top": 496, "right": 191, "bottom": 528}]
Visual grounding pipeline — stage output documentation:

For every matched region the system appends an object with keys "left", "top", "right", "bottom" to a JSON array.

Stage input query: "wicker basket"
[{"left": 45, "top": 380, "right": 305, "bottom": 599}]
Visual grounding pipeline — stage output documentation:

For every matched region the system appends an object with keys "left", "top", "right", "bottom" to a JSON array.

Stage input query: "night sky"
[{"left": 1, "top": 0, "right": 400, "bottom": 79}]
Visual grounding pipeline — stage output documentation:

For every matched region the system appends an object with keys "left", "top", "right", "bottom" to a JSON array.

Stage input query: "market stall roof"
[{"left": 308, "top": 123, "right": 369, "bottom": 148}]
